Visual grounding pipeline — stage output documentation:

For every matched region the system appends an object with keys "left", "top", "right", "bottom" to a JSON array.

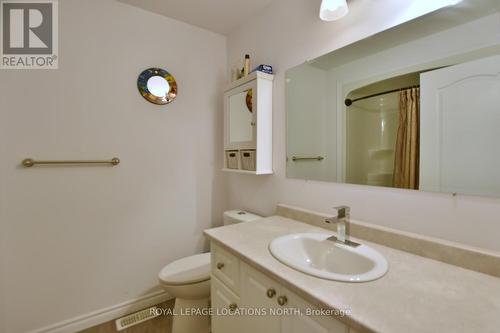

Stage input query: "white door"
[
  {"left": 280, "top": 287, "right": 348, "bottom": 333},
  {"left": 240, "top": 263, "right": 282, "bottom": 333},
  {"left": 420, "top": 55, "right": 500, "bottom": 196}
]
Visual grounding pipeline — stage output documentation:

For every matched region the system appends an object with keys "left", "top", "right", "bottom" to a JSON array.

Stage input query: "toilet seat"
[{"left": 159, "top": 252, "right": 210, "bottom": 286}]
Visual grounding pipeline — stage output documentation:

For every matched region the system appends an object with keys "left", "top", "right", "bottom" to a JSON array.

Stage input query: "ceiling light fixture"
[{"left": 319, "top": 0, "right": 349, "bottom": 21}]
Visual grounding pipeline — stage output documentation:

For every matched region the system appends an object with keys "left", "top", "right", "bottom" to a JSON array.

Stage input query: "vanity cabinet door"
[
  {"left": 280, "top": 287, "right": 349, "bottom": 333},
  {"left": 211, "top": 276, "right": 241, "bottom": 333},
  {"left": 240, "top": 263, "right": 282, "bottom": 333}
]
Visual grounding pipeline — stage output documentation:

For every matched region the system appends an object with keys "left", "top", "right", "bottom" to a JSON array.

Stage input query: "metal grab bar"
[
  {"left": 21, "top": 157, "right": 120, "bottom": 167},
  {"left": 291, "top": 156, "right": 324, "bottom": 161}
]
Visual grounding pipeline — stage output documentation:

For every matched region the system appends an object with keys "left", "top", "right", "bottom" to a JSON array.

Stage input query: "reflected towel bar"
[
  {"left": 21, "top": 157, "right": 120, "bottom": 167},
  {"left": 291, "top": 156, "right": 324, "bottom": 161}
]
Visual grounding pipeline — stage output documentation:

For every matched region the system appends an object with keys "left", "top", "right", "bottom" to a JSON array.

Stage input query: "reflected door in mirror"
[{"left": 420, "top": 55, "right": 500, "bottom": 197}]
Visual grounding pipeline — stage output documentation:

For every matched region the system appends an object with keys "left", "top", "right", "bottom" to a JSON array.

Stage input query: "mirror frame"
[{"left": 137, "top": 67, "right": 178, "bottom": 105}]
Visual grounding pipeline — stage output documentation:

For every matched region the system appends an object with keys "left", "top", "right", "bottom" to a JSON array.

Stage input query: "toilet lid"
[{"left": 159, "top": 252, "right": 211, "bottom": 285}]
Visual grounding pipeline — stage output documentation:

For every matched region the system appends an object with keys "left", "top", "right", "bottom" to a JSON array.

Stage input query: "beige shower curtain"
[{"left": 393, "top": 87, "right": 420, "bottom": 189}]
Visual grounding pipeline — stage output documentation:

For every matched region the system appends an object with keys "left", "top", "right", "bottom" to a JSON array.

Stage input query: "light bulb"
[{"left": 319, "top": 0, "right": 349, "bottom": 21}]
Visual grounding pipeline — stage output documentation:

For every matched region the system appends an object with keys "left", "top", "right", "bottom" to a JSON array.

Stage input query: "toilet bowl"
[
  {"left": 159, "top": 252, "right": 211, "bottom": 333},
  {"left": 158, "top": 210, "right": 261, "bottom": 333}
]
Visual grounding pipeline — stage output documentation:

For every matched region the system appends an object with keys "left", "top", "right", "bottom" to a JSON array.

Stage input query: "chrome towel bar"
[
  {"left": 22, "top": 157, "right": 120, "bottom": 167},
  {"left": 291, "top": 156, "right": 324, "bottom": 161}
]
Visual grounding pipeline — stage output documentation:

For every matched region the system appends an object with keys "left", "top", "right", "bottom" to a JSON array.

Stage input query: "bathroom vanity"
[
  {"left": 210, "top": 242, "right": 354, "bottom": 333},
  {"left": 205, "top": 207, "right": 500, "bottom": 333}
]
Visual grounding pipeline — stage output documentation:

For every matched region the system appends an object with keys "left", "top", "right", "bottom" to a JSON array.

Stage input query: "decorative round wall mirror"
[{"left": 137, "top": 68, "right": 178, "bottom": 105}]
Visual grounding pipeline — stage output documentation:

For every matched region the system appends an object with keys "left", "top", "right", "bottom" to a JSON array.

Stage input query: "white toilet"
[{"left": 158, "top": 210, "right": 261, "bottom": 333}]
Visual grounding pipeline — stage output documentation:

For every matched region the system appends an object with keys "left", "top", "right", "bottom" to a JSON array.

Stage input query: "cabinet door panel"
[
  {"left": 224, "top": 80, "right": 257, "bottom": 150},
  {"left": 281, "top": 287, "right": 348, "bottom": 333},
  {"left": 240, "top": 263, "right": 281, "bottom": 333},
  {"left": 282, "top": 313, "right": 331, "bottom": 333},
  {"left": 211, "top": 276, "right": 241, "bottom": 333}
]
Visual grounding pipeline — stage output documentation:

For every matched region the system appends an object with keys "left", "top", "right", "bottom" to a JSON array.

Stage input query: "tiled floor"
[{"left": 77, "top": 300, "right": 175, "bottom": 333}]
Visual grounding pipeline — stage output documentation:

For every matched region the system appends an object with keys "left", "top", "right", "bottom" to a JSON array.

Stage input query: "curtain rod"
[{"left": 345, "top": 85, "right": 420, "bottom": 106}]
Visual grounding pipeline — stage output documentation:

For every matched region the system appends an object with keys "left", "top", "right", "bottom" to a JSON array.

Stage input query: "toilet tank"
[{"left": 223, "top": 210, "right": 262, "bottom": 226}]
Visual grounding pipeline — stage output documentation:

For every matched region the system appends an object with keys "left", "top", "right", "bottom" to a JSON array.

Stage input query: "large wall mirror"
[{"left": 286, "top": 1, "right": 500, "bottom": 198}]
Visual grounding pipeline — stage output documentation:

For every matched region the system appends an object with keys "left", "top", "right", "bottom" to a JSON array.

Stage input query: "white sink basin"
[{"left": 269, "top": 233, "right": 388, "bottom": 282}]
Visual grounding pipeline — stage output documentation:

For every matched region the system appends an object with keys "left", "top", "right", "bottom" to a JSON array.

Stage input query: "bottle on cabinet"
[
  {"left": 243, "top": 54, "right": 251, "bottom": 77},
  {"left": 231, "top": 54, "right": 254, "bottom": 81}
]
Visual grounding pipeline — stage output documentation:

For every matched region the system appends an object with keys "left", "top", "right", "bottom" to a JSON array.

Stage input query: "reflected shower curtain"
[{"left": 393, "top": 87, "right": 420, "bottom": 189}]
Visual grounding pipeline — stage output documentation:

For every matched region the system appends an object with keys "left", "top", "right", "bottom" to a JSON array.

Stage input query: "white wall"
[
  {"left": 225, "top": 0, "right": 500, "bottom": 252},
  {"left": 0, "top": 1, "right": 226, "bottom": 332}
]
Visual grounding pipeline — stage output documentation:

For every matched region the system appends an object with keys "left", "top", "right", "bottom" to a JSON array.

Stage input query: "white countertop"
[{"left": 204, "top": 216, "right": 500, "bottom": 333}]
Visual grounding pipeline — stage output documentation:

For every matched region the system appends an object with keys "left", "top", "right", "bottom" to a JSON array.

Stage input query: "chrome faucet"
[{"left": 325, "top": 206, "right": 359, "bottom": 247}]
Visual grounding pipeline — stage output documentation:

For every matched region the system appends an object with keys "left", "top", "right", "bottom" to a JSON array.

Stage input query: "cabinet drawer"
[
  {"left": 240, "top": 149, "right": 256, "bottom": 171},
  {"left": 211, "top": 276, "right": 241, "bottom": 333},
  {"left": 211, "top": 243, "right": 240, "bottom": 294},
  {"left": 225, "top": 150, "right": 239, "bottom": 169}
]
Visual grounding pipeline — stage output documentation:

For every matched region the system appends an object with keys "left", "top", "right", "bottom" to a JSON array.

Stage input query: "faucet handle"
[{"left": 333, "top": 206, "right": 350, "bottom": 219}]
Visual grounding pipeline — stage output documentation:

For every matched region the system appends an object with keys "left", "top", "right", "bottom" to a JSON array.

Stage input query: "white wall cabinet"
[
  {"left": 210, "top": 242, "right": 351, "bottom": 333},
  {"left": 223, "top": 72, "right": 273, "bottom": 174}
]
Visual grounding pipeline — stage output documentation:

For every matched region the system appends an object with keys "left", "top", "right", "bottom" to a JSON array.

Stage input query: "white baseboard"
[{"left": 27, "top": 291, "right": 172, "bottom": 333}]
